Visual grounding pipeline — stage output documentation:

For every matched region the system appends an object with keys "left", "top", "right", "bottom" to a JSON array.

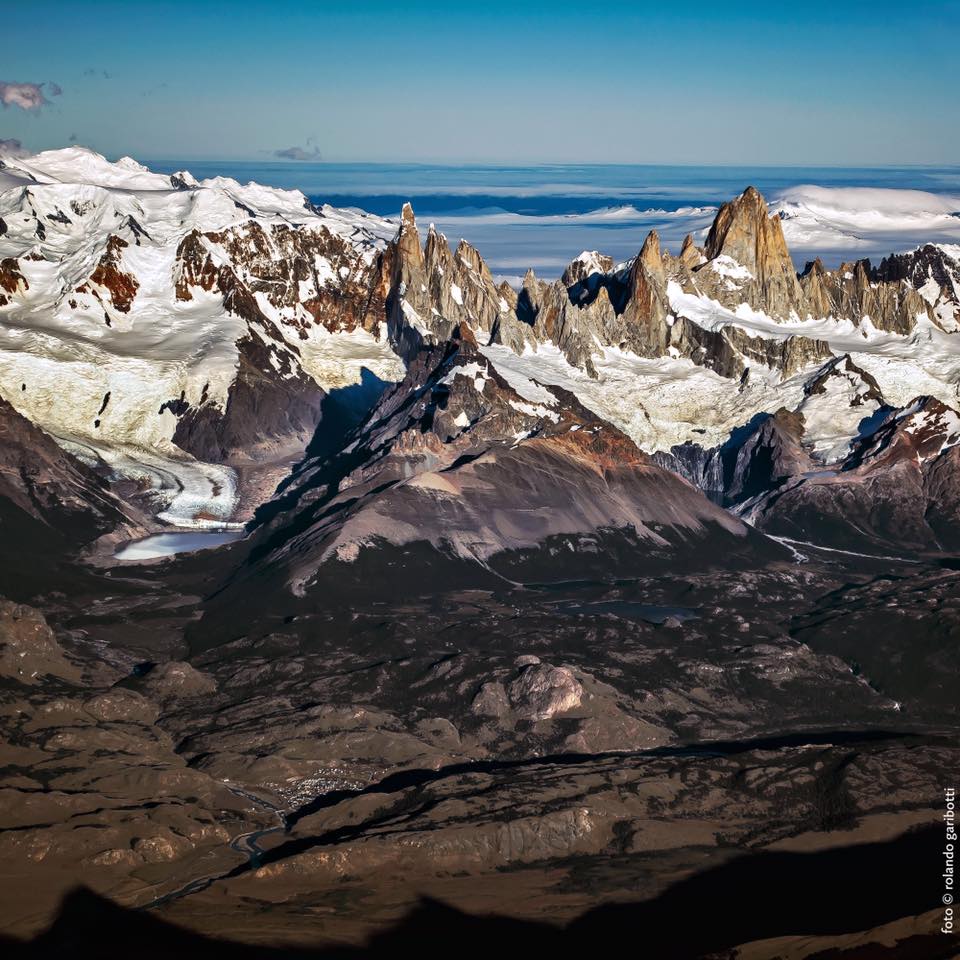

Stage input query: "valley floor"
[{"left": 0, "top": 543, "right": 957, "bottom": 958}]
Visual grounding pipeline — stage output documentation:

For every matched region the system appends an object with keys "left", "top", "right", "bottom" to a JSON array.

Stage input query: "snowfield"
[
  {"left": 482, "top": 339, "right": 806, "bottom": 454},
  {"left": 772, "top": 185, "right": 960, "bottom": 254}
]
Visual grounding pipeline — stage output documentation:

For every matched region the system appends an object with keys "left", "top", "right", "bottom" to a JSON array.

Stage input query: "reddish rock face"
[
  {"left": 77, "top": 235, "right": 139, "bottom": 314},
  {"left": 620, "top": 230, "right": 671, "bottom": 356},
  {"left": 173, "top": 219, "right": 387, "bottom": 339},
  {"left": 0, "top": 257, "right": 28, "bottom": 301},
  {"left": 173, "top": 230, "right": 219, "bottom": 300}
]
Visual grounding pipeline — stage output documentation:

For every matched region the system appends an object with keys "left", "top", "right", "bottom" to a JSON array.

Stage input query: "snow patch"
[
  {"left": 509, "top": 398, "right": 560, "bottom": 422},
  {"left": 709, "top": 255, "right": 753, "bottom": 283}
]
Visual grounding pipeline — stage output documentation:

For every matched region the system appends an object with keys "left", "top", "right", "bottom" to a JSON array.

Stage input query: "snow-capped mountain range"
[
  {"left": 2, "top": 147, "right": 960, "bottom": 543},
  {"left": 0, "top": 148, "right": 402, "bottom": 525}
]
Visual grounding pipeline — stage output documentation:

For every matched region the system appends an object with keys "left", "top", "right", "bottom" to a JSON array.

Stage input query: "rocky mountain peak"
[
  {"left": 454, "top": 238, "right": 486, "bottom": 275},
  {"left": 679, "top": 233, "right": 701, "bottom": 268},
  {"left": 636, "top": 229, "right": 665, "bottom": 282},
  {"left": 424, "top": 222, "right": 452, "bottom": 271},
  {"left": 726, "top": 406, "right": 814, "bottom": 505},
  {"left": 396, "top": 202, "right": 424, "bottom": 268},
  {"left": 561, "top": 250, "right": 614, "bottom": 288},
  {"left": 621, "top": 232, "right": 670, "bottom": 354},
  {"left": 704, "top": 186, "right": 795, "bottom": 281},
  {"left": 383, "top": 208, "right": 519, "bottom": 358},
  {"left": 696, "top": 186, "right": 802, "bottom": 320}
]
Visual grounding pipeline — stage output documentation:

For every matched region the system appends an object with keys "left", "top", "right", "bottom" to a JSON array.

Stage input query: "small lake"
[{"left": 114, "top": 530, "right": 245, "bottom": 561}]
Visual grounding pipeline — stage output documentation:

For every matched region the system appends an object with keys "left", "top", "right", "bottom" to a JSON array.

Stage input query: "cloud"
[
  {"left": 274, "top": 144, "right": 323, "bottom": 161},
  {"left": 0, "top": 138, "right": 28, "bottom": 158},
  {"left": 0, "top": 81, "right": 50, "bottom": 111}
]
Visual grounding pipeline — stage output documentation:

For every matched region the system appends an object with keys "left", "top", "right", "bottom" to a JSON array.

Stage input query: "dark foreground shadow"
[{"left": 2, "top": 825, "right": 956, "bottom": 959}]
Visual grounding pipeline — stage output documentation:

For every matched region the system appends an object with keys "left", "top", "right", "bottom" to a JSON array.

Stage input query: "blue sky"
[{"left": 2, "top": 0, "right": 958, "bottom": 164}]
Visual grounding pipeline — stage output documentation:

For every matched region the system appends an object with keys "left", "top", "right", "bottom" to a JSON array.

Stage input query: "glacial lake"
[{"left": 114, "top": 530, "right": 245, "bottom": 561}]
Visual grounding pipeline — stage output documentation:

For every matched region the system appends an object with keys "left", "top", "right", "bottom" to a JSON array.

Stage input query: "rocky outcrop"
[
  {"left": 678, "top": 232, "right": 702, "bottom": 268},
  {"left": 172, "top": 218, "right": 390, "bottom": 343},
  {"left": 619, "top": 229, "right": 672, "bottom": 355},
  {"left": 561, "top": 250, "right": 614, "bottom": 289},
  {"left": 129, "top": 661, "right": 218, "bottom": 701},
  {"left": 652, "top": 442, "right": 725, "bottom": 499},
  {"left": 384, "top": 204, "right": 517, "bottom": 360},
  {"left": 0, "top": 256, "right": 28, "bottom": 306},
  {"left": 0, "top": 600, "right": 81, "bottom": 685},
  {"left": 725, "top": 408, "right": 814, "bottom": 505},
  {"left": 470, "top": 658, "right": 585, "bottom": 723},
  {"left": 508, "top": 659, "right": 583, "bottom": 721},
  {"left": 75, "top": 234, "right": 139, "bottom": 321},
  {"left": 798, "top": 257, "right": 929, "bottom": 334}
]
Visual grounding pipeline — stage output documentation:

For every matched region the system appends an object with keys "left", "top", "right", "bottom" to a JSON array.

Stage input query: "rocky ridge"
[
  {"left": 384, "top": 186, "right": 941, "bottom": 378},
  {"left": 222, "top": 326, "right": 763, "bottom": 608}
]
